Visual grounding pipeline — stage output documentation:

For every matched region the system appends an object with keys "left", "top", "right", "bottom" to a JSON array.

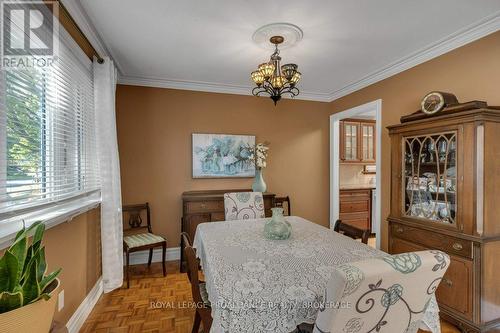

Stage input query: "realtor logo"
[{"left": 1, "top": 1, "right": 59, "bottom": 70}]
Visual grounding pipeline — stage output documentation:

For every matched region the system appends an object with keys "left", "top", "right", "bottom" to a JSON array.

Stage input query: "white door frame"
[{"left": 329, "top": 99, "right": 382, "bottom": 249}]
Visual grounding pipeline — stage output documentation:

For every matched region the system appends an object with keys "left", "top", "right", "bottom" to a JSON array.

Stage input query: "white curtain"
[{"left": 94, "top": 57, "right": 123, "bottom": 292}]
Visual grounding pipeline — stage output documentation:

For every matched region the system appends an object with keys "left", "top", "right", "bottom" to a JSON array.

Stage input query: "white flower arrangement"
[{"left": 250, "top": 142, "right": 269, "bottom": 170}]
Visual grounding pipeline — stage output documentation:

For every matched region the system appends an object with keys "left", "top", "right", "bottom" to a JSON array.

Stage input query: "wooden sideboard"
[{"left": 180, "top": 189, "right": 275, "bottom": 271}]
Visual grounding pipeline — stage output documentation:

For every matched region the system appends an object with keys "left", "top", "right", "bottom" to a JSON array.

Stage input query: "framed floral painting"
[{"left": 192, "top": 133, "right": 256, "bottom": 178}]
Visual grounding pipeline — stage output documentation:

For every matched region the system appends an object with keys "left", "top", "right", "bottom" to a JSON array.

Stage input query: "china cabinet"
[
  {"left": 340, "top": 119, "right": 375, "bottom": 164},
  {"left": 388, "top": 100, "right": 500, "bottom": 332}
]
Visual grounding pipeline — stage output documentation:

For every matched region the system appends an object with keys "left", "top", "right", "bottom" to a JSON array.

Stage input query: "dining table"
[{"left": 193, "top": 216, "right": 441, "bottom": 333}]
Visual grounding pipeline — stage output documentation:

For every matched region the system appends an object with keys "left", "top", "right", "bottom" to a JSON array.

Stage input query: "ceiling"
[{"left": 77, "top": 0, "right": 500, "bottom": 101}]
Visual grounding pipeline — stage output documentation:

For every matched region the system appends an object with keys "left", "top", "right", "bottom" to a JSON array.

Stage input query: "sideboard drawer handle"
[
  {"left": 200, "top": 203, "right": 206, "bottom": 209},
  {"left": 396, "top": 227, "right": 404, "bottom": 233},
  {"left": 452, "top": 242, "right": 463, "bottom": 251},
  {"left": 444, "top": 278, "right": 453, "bottom": 287}
]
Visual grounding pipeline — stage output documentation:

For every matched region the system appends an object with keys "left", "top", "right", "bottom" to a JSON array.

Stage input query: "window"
[{"left": 0, "top": 30, "right": 99, "bottom": 216}]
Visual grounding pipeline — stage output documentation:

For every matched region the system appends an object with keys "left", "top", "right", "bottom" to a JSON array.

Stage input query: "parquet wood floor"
[{"left": 80, "top": 261, "right": 460, "bottom": 333}]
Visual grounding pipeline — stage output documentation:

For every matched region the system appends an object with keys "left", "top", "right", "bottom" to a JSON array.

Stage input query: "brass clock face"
[{"left": 421, "top": 92, "right": 445, "bottom": 114}]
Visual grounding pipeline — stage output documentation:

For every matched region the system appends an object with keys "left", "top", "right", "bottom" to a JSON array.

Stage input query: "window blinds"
[{"left": 0, "top": 27, "right": 99, "bottom": 215}]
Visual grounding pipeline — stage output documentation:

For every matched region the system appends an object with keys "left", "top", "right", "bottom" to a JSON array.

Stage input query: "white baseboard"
[
  {"left": 125, "top": 247, "right": 180, "bottom": 266},
  {"left": 66, "top": 277, "right": 103, "bottom": 333}
]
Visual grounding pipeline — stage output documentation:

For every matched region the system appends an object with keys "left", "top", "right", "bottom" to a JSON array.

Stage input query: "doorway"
[{"left": 330, "top": 100, "right": 382, "bottom": 249}]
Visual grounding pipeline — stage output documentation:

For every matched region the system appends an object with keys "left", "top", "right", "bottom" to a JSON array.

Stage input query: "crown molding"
[
  {"left": 118, "top": 75, "right": 332, "bottom": 102},
  {"left": 78, "top": 5, "right": 498, "bottom": 103},
  {"left": 118, "top": 11, "right": 499, "bottom": 104},
  {"left": 326, "top": 10, "right": 500, "bottom": 101},
  {"left": 60, "top": 0, "right": 124, "bottom": 73}
]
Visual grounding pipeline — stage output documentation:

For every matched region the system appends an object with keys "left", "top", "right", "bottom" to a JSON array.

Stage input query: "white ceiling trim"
[
  {"left": 118, "top": 10, "right": 500, "bottom": 103},
  {"left": 327, "top": 10, "right": 500, "bottom": 101},
  {"left": 60, "top": 0, "right": 123, "bottom": 72},
  {"left": 118, "top": 75, "right": 332, "bottom": 102},
  {"left": 73, "top": 2, "right": 500, "bottom": 103}
]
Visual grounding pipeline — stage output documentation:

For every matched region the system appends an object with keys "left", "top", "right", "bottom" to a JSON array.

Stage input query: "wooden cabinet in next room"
[
  {"left": 339, "top": 188, "right": 372, "bottom": 232},
  {"left": 340, "top": 119, "right": 376, "bottom": 164}
]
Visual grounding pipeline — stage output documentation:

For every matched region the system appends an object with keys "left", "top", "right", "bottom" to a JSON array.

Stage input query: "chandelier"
[{"left": 251, "top": 36, "right": 301, "bottom": 105}]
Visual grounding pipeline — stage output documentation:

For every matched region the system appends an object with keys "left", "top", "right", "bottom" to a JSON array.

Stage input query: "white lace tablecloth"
[{"left": 193, "top": 216, "right": 441, "bottom": 333}]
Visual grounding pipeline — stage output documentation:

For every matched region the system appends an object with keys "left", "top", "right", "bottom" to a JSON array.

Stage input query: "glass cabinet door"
[
  {"left": 343, "top": 122, "right": 358, "bottom": 161},
  {"left": 361, "top": 123, "right": 375, "bottom": 161},
  {"left": 403, "top": 131, "right": 457, "bottom": 225}
]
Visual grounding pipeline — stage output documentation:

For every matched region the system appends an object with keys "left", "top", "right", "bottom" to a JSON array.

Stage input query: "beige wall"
[
  {"left": 329, "top": 31, "right": 500, "bottom": 250},
  {"left": 0, "top": 209, "right": 101, "bottom": 325},
  {"left": 116, "top": 87, "right": 332, "bottom": 246},
  {"left": 45, "top": 208, "right": 101, "bottom": 324},
  {"left": 116, "top": 31, "right": 500, "bottom": 253}
]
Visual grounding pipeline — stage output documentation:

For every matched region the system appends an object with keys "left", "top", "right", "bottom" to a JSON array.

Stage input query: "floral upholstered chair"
[
  {"left": 224, "top": 192, "right": 265, "bottom": 221},
  {"left": 301, "top": 250, "right": 449, "bottom": 333}
]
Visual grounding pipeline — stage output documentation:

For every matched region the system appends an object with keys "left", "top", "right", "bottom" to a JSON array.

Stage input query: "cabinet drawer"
[
  {"left": 340, "top": 200, "right": 369, "bottom": 213},
  {"left": 210, "top": 212, "right": 226, "bottom": 222},
  {"left": 340, "top": 189, "right": 371, "bottom": 199},
  {"left": 185, "top": 200, "right": 224, "bottom": 213},
  {"left": 340, "top": 213, "right": 370, "bottom": 230},
  {"left": 391, "top": 223, "right": 472, "bottom": 259},
  {"left": 390, "top": 237, "right": 473, "bottom": 320},
  {"left": 436, "top": 255, "right": 474, "bottom": 320}
]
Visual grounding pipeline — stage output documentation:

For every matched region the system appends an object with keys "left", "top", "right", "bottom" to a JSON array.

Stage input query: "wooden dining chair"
[
  {"left": 123, "top": 203, "right": 167, "bottom": 288},
  {"left": 333, "top": 219, "right": 370, "bottom": 244},
  {"left": 181, "top": 232, "right": 212, "bottom": 333},
  {"left": 297, "top": 250, "right": 450, "bottom": 333},
  {"left": 273, "top": 196, "right": 291, "bottom": 216}
]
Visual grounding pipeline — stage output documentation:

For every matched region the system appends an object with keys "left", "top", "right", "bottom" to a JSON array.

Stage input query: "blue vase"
[{"left": 252, "top": 169, "right": 267, "bottom": 192}]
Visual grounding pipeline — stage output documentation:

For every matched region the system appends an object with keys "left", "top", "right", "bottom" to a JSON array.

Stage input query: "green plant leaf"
[
  {"left": 8, "top": 233, "right": 27, "bottom": 278},
  {"left": 13, "top": 227, "right": 26, "bottom": 243},
  {"left": 40, "top": 268, "right": 61, "bottom": 293},
  {"left": 31, "top": 223, "right": 45, "bottom": 252},
  {"left": 32, "top": 292, "right": 51, "bottom": 303},
  {"left": 36, "top": 247, "right": 47, "bottom": 282},
  {"left": 22, "top": 246, "right": 32, "bottom": 283},
  {"left": 20, "top": 244, "right": 42, "bottom": 285},
  {"left": 4, "top": 251, "right": 19, "bottom": 292},
  {"left": 0, "top": 255, "right": 9, "bottom": 292},
  {"left": 0, "top": 291, "right": 23, "bottom": 313},
  {"left": 21, "top": 259, "right": 40, "bottom": 304}
]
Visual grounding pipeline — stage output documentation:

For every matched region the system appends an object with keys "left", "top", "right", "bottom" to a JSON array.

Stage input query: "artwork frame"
[{"left": 192, "top": 133, "right": 256, "bottom": 179}]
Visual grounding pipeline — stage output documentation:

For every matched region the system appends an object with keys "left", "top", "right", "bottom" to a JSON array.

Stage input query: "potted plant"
[{"left": 0, "top": 221, "right": 61, "bottom": 333}]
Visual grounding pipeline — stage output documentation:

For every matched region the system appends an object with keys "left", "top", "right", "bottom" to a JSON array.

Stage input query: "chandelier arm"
[
  {"left": 265, "top": 85, "right": 276, "bottom": 96},
  {"left": 252, "top": 86, "right": 268, "bottom": 96}
]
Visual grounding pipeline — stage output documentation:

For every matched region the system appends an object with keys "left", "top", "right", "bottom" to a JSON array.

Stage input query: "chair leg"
[
  {"left": 148, "top": 248, "right": 153, "bottom": 267},
  {"left": 126, "top": 249, "right": 130, "bottom": 289},
  {"left": 162, "top": 242, "right": 167, "bottom": 277},
  {"left": 192, "top": 311, "right": 201, "bottom": 333}
]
